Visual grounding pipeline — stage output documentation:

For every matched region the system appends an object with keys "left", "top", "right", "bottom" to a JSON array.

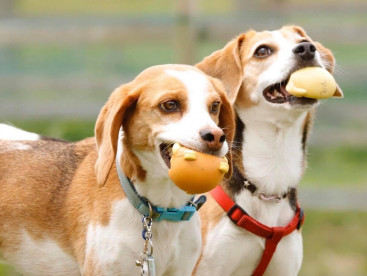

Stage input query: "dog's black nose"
[
  {"left": 293, "top": 42, "right": 316, "bottom": 60},
  {"left": 200, "top": 128, "right": 226, "bottom": 151}
]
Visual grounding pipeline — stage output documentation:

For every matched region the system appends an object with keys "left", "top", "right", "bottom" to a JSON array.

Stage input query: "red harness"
[{"left": 210, "top": 185, "right": 305, "bottom": 276}]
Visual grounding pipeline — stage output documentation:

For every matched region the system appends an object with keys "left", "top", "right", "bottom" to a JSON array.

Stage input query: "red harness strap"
[{"left": 210, "top": 185, "right": 305, "bottom": 276}]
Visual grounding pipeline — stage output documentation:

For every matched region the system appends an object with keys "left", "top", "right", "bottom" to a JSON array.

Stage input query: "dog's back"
[{"left": 0, "top": 140, "right": 93, "bottom": 275}]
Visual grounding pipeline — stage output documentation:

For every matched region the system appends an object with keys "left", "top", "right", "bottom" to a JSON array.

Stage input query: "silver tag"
[{"left": 141, "top": 256, "right": 156, "bottom": 276}]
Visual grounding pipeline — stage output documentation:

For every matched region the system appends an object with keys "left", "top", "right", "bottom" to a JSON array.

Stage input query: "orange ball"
[{"left": 168, "top": 143, "right": 229, "bottom": 194}]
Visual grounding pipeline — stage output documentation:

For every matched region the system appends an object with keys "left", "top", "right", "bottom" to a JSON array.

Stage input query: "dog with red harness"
[{"left": 195, "top": 26, "right": 342, "bottom": 276}]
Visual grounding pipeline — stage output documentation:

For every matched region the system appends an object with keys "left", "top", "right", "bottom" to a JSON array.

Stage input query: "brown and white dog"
[
  {"left": 195, "top": 26, "right": 343, "bottom": 275},
  {"left": 0, "top": 64, "right": 235, "bottom": 276}
]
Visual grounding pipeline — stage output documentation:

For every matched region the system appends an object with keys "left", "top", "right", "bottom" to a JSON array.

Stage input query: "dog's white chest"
[
  {"left": 199, "top": 213, "right": 303, "bottom": 276},
  {"left": 2, "top": 230, "right": 79, "bottom": 276},
  {"left": 238, "top": 108, "right": 307, "bottom": 195},
  {"left": 84, "top": 199, "right": 201, "bottom": 276}
]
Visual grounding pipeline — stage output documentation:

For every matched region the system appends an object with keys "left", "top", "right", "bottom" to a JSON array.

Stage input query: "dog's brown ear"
[
  {"left": 210, "top": 77, "right": 235, "bottom": 179},
  {"left": 291, "top": 25, "right": 308, "bottom": 38},
  {"left": 94, "top": 84, "right": 141, "bottom": 186},
  {"left": 196, "top": 34, "right": 245, "bottom": 104},
  {"left": 314, "top": 41, "right": 344, "bottom": 98}
]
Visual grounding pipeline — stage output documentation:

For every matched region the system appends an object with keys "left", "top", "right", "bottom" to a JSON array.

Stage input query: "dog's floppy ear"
[
  {"left": 94, "top": 84, "right": 141, "bottom": 186},
  {"left": 314, "top": 41, "right": 343, "bottom": 98},
  {"left": 210, "top": 77, "right": 235, "bottom": 179},
  {"left": 196, "top": 34, "right": 245, "bottom": 104}
]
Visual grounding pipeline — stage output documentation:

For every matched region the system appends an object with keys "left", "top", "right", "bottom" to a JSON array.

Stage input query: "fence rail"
[{"left": 299, "top": 188, "right": 367, "bottom": 211}]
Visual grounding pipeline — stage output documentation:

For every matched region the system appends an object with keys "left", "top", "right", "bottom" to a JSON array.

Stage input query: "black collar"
[{"left": 226, "top": 165, "right": 298, "bottom": 211}]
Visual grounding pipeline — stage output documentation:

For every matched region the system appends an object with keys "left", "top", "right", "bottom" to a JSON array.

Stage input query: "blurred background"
[{"left": 0, "top": 0, "right": 366, "bottom": 275}]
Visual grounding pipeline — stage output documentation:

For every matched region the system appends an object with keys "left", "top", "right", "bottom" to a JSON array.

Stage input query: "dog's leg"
[{"left": 162, "top": 216, "right": 202, "bottom": 276}]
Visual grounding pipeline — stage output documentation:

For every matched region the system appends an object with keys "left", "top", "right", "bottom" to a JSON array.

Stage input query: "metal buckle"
[
  {"left": 189, "top": 195, "right": 207, "bottom": 211},
  {"left": 243, "top": 180, "right": 251, "bottom": 188}
]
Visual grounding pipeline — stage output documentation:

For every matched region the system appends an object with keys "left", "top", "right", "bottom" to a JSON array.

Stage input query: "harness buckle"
[
  {"left": 227, "top": 203, "right": 249, "bottom": 225},
  {"left": 155, "top": 206, "right": 196, "bottom": 222}
]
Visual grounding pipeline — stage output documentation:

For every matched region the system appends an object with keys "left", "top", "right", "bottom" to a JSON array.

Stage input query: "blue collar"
[{"left": 116, "top": 158, "right": 206, "bottom": 222}]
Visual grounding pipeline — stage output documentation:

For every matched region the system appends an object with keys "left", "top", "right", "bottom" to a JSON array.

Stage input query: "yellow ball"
[
  {"left": 168, "top": 143, "right": 228, "bottom": 194},
  {"left": 286, "top": 67, "right": 337, "bottom": 99}
]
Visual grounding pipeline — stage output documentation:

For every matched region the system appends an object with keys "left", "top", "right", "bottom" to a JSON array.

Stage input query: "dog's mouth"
[
  {"left": 159, "top": 143, "right": 174, "bottom": 169},
  {"left": 263, "top": 80, "right": 291, "bottom": 104},
  {"left": 263, "top": 76, "right": 318, "bottom": 106}
]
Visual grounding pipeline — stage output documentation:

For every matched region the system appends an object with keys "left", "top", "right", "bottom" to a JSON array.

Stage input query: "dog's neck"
[
  {"left": 116, "top": 139, "right": 192, "bottom": 209},
  {"left": 235, "top": 104, "right": 311, "bottom": 197}
]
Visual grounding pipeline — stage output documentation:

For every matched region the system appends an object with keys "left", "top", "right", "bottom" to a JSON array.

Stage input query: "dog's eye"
[
  {"left": 159, "top": 100, "right": 180, "bottom": 113},
  {"left": 210, "top": 101, "right": 221, "bottom": 114},
  {"left": 254, "top": 46, "right": 272, "bottom": 58}
]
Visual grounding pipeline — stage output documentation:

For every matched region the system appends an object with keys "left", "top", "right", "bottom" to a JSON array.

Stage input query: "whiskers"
[
  {"left": 320, "top": 52, "right": 346, "bottom": 77},
  {"left": 161, "top": 142, "right": 175, "bottom": 151}
]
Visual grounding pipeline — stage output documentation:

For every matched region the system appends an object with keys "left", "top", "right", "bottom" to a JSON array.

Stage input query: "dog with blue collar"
[{"left": 0, "top": 64, "right": 234, "bottom": 276}]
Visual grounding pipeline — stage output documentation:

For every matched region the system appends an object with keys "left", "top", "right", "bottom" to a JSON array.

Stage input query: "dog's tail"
[{"left": 0, "top": 123, "right": 66, "bottom": 142}]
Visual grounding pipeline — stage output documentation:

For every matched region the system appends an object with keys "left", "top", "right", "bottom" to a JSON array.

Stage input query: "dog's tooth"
[
  {"left": 274, "top": 89, "right": 281, "bottom": 98},
  {"left": 267, "top": 91, "right": 275, "bottom": 99},
  {"left": 275, "top": 90, "right": 285, "bottom": 98}
]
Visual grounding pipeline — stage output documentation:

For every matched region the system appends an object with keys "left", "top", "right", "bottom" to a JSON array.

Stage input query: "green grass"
[{"left": 300, "top": 210, "right": 367, "bottom": 276}]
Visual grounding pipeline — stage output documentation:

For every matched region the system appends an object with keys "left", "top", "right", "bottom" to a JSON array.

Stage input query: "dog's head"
[
  {"left": 94, "top": 65, "right": 235, "bottom": 186},
  {"left": 197, "top": 25, "right": 343, "bottom": 110}
]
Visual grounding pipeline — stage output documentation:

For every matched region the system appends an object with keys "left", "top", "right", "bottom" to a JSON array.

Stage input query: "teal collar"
[{"left": 116, "top": 158, "right": 206, "bottom": 222}]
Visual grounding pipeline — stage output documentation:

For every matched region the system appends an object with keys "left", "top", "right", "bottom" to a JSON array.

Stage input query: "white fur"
[
  {"left": 1, "top": 230, "right": 79, "bottom": 276},
  {"left": 238, "top": 107, "right": 307, "bottom": 196},
  {"left": 0, "top": 124, "right": 40, "bottom": 141},
  {"left": 197, "top": 29, "right": 325, "bottom": 276},
  {"left": 84, "top": 199, "right": 201, "bottom": 276}
]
